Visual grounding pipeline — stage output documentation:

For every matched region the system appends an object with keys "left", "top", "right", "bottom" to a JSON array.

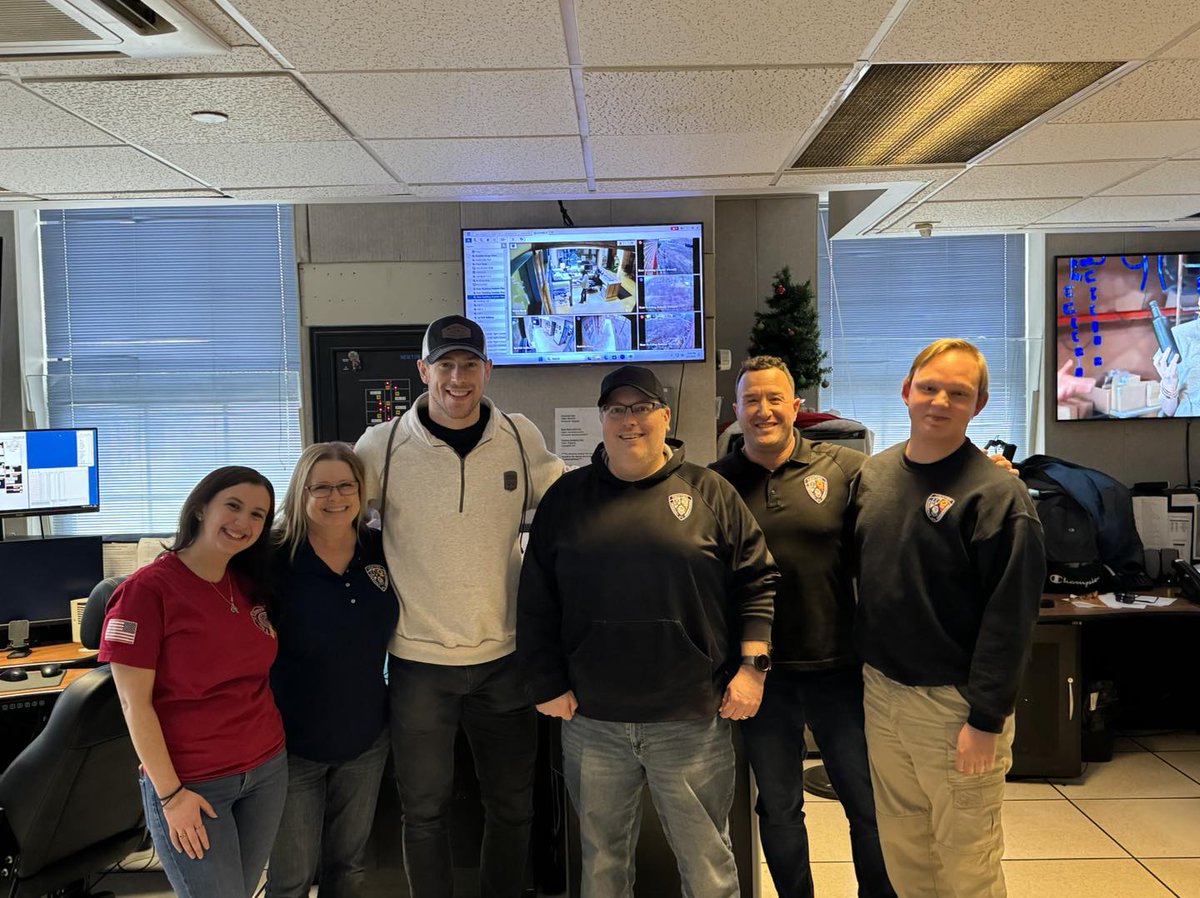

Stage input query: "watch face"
[{"left": 754, "top": 654, "right": 772, "bottom": 672}]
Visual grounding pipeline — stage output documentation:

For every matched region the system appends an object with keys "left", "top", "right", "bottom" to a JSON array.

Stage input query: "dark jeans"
[
  {"left": 388, "top": 653, "right": 537, "bottom": 898},
  {"left": 266, "top": 729, "right": 391, "bottom": 898},
  {"left": 740, "top": 665, "right": 895, "bottom": 898}
]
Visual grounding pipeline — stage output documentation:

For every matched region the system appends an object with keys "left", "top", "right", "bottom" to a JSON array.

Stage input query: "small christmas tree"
[{"left": 747, "top": 267, "right": 831, "bottom": 390}]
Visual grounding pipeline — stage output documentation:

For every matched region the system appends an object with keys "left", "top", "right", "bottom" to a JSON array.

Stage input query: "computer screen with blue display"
[
  {"left": 0, "top": 428, "right": 99, "bottom": 518},
  {"left": 463, "top": 222, "right": 705, "bottom": 366}
]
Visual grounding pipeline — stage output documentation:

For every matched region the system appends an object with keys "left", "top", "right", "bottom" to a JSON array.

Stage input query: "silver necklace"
[{"left": 206, "top": 572, "right": 239, "bottom": 614}]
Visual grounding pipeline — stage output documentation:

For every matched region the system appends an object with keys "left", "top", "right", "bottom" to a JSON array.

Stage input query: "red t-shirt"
[{"left": 98, "top": 551, "right": 285, "bottom": 782}]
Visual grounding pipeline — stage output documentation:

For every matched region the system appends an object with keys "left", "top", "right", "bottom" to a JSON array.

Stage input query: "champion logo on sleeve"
[
  {"left": 925, "top": 494, "right": 955, "bottom": 523},
  {"left": 103, "top": 618, "right": 138, "bottom": 645}
]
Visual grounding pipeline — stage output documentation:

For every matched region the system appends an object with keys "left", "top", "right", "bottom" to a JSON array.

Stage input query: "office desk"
[
  {"left": 1, "top": 642, "right": 99, "bottom": 770},
  {"left": 1012, "top": 590, "right": 1199, "bottom": 778}
]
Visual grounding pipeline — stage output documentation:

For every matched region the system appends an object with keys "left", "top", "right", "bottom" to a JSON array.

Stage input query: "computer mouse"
[
  {"left": 40, "top": 663, "right": 63, "bottom": 678},
  {"left": 0, "top": 668, "right": 29, "bottom": 682}
]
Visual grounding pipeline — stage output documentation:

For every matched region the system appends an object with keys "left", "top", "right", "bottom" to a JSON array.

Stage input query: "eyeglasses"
[
  {"left": 599, "top": 401, "right": 665, "bottom": 419},
  {"left": 305, "top": 481, "right": 359, "bottom": 498}
]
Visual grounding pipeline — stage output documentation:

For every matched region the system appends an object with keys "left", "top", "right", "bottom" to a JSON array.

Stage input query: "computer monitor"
[
  {"left": 0, "top": 428, "right": 99, "bottom": 518},
  {"left": 0, "top": 535, "right": 104, "bottom": 640}
]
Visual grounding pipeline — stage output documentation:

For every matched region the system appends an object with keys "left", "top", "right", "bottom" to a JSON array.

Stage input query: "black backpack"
[{"left": 1018, "top": 455, "right": 1149, "bottom": 593}]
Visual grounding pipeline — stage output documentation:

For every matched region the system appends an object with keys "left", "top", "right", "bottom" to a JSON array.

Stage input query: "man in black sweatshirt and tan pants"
[{"left": 849, "top": 339, "right": 1046, "bottom": 898}]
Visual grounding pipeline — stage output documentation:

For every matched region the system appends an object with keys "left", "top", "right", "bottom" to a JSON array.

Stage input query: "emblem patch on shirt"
[
  {"left": 803, "top": 474, "right": 829, "bottom": 504},
  {"left": 251, "top": 605, "right": 276, "bottom": 639},
  {"left": 668, "top": 493, "right": 694, "bottom": 521},
  {"left": 366, "top": 564, "right": 390, "bottom": 591},
  {"left": 103, "top": 618, "right": 137, "bottom": 645},
  {"left": 925, "top": 493, "right": 955, "bottom": 523}
]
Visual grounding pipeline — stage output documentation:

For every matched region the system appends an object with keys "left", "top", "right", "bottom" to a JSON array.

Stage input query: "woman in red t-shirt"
[{"left": 101, "top": 466, "right": 288, "bottom": 897}]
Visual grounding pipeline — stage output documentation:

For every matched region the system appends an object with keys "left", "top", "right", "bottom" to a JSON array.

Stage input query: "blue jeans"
[
  {"left": 141, "top": 749, "right": 288, "bottom": 898},
  {"left": 740, "top": 666, "right": 895, "bottom": 898},
  {"left": 561, "top": 714, "right": 739, "bottom": 898},
  {"left": 265, "top": 729, "right": 390, "bottom": 898},
  {"left": 388, "top": 653, "right": 537, "bottom": 898}
]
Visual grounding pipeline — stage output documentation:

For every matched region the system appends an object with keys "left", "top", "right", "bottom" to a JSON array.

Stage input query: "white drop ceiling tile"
[
  {"left": 1157, "top": 24, "right": 1200, "bottom": 57},
  {"left": 778, "top": 167, "right": 964, "bottom": 188},
  {"left": 228, "top": 185, "right": 414, "bottom": 200},
  {"left": 410, "top": 182, "right": 589, "bottom": 198},
  {"left": 591, "top": 133, "right": 798, "bottom": 179},
  {"left": 1054, "top": 61, "right": 1200, "bottom": 123},
  {"left": 981, "top": 121, "right": 1200, "bottom": 165},
  {"left": 38, "top": 190, "right": 225, "bottom": 199},
  {"left": 33, "top": 75, "right": 347, "bottom": 145},
  {"left": 584, "top": 68, "right": 850, "bottom": 136},
  {"left": 575, "top": 0, "right": 893, "bottom": 65},
  {"left": 0, "top": 82, "right": 121, "bottom": 148},
  {"left": 1, "top": 47, "right": 280, "bottom": 78},
  {"left": 371, "top": 137, "right": 584, "bottom": 183},
  {"left": 596, "top": 176, "right": 774, "bottom": 192},
  {"left": 0, "top": 146, "right": 204, "bottom": 193},
  {"left": 230, "top": 0, "right": 568, "bottom": 71},
  {"left": 149, "top": 141, "right": 398, "bottom": 188},
  {"left": 172, "top": 0, "right": 258, "bottom": 45},
  {"left": 1101, "top": 160, "right": 1200, "bottom": 194},
  {"left": 885, "top": 198, "right": 1079, "bottom": 231},
  {"left": 876, "top": 0, "right": 1198, "bottom": 62},
  {"left": 1038, "top": 194, "right": 1200, "bottom": 223},
  {"left": 934, "top": 161, "right": 1146, "bottom": 201},
  {"left": 308, "top": 70, "right": 578, "bottom": 139}
]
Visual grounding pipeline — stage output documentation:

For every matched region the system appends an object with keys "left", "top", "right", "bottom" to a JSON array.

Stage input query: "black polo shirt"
[
  {"left": 270, "top": 527, "right": 398, "bottom": 763},
  {"left": 710, "top": 433, "right": 865, "bottom": 670}
]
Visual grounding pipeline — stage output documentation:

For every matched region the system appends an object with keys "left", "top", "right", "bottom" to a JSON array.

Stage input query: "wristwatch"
[{"left": 741, "top": 653, "right": 772, "bottom": 672}]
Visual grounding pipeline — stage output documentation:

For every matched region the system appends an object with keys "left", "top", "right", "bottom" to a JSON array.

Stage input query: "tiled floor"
[
  {"left": 763, "top": 733, "right": 1200, "bottom": 898},
  {"left": 103, "top": 732, "right": 1200, "bottom": 897}
]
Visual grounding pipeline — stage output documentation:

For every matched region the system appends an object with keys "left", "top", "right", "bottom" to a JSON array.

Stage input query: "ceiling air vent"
[{"left": 0, "top": 0, "right": 228, "bottom": 59}]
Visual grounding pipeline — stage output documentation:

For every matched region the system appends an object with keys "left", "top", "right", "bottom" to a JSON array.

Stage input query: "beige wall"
[{"left": 297, "top": 195, "right": 817, "bottom": 465}]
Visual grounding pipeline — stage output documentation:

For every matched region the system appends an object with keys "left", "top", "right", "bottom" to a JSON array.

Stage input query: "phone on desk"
[{"left": 1175, "top": 559, "right": 1200, "bottom": 606}]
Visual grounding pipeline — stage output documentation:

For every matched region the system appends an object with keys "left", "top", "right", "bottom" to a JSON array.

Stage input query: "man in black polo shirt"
[{"left": 710, "top": 356, "right": 895, "bottom": 898}]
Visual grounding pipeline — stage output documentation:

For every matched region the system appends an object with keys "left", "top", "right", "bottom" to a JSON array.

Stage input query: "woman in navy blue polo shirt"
[{"left": 266, "top": 442, "right": 398, "bottom": 898}]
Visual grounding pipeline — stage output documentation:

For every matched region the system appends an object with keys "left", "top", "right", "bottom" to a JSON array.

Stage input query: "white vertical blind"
[
  {"left": 818, "top": 211, "right": 1028, "bottom": 454},
  {"left": 39, "top": 205, "right": 302, "bottom": 535}
]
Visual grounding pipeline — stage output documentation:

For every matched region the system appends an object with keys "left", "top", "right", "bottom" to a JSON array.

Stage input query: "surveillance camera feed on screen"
[
  {"left": 1056, "top": 254, "right": 1200, "bottom": 420},
  {"left": 0, "top": 428, "right": 99, "bottom": 517},
  {"left": 463, "top": 223, "right": 704, "bottom": 366}
]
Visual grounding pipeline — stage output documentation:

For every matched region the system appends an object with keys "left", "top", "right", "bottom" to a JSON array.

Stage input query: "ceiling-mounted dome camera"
[{"left": 914, "top": 221, "right": 934, "bottom": 238}]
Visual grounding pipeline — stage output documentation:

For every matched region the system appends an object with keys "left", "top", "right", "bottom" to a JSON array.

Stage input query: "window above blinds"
[
  {"left": 818, "top": 211, "right": 1027, "bottom": 454},
  {"left": 38, "top": 205, "right": 301, "bottom": 536}
]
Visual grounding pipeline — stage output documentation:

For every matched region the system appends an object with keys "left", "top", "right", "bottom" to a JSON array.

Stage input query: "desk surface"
[
  {"left": 1039, "top": 588, "right": 1200, "bottom": 619},
  {"left": 0, "top": 642, "right": 97, "bottom": 697}
]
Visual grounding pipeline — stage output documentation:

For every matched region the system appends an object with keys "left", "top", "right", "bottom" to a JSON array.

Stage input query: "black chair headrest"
[{"left": 80, "top": 576, "right": 125, "bottom": 650}]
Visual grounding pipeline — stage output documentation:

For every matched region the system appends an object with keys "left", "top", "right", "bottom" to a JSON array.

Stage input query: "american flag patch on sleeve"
[{"left": 103, "top": 618, "right": 138, "bottom": 645}]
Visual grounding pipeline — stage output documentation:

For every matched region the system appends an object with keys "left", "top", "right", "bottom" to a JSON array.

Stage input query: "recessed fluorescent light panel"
[{"left": 794, "top": 62, "right": 1122, "bottom": 168}]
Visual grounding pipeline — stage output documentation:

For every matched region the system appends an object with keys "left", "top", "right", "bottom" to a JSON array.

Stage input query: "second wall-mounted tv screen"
[
  {"left": 463, "top": 223, "right": 704, "bottom": 366},
  {"left": 1055, "top": 253, "right": 1200, "bottom": 420}
]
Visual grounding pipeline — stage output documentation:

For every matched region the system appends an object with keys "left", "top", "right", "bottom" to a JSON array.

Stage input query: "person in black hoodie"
[
  {"left": 517, "top": 365, "right": 777, "bottom": 898},
  {"left": 710, "top": 356, "right": 894, "bottom": 898},
  {"left": 850, "top": 339, "right": 1045, "bottom": 898}
]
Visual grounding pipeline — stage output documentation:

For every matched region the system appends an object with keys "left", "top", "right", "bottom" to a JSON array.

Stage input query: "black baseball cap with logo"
[
  {"left": 422, "top": 315, "right": 488, "bottom": 363},
  {"left": 597, "top": 365, "right": 666, "bottom": 406}
]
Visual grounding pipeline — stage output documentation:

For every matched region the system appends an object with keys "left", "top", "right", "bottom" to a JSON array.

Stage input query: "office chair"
[
  {"left": 0, "top": 625, "right": 145, "bottom": 895},
  {"left": 79, "top": 576, "right": 125, "bottom": 652}
]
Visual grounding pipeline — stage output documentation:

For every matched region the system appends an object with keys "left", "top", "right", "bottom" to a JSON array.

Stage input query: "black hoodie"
[{"left": 517, "top": 440, "right": 777, "bottom": 722}]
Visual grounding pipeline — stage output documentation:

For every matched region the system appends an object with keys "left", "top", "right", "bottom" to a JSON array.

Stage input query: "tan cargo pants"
[{"left": 862, "top": 664, "right": 1014, "bottom": 898}]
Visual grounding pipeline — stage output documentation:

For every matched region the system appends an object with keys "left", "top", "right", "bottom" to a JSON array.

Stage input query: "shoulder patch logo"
[
  {"left": 366, "top": 564, "right": 390, "bottom": 592},
  {"left": 925, "top": 493, "right": 955, "bottom": 523},
  {"left": 668, "top": 493, "right": 693, "bottom": 521},
  {"left": 803, "top": 474, "right": 828, "bottom": 504}
]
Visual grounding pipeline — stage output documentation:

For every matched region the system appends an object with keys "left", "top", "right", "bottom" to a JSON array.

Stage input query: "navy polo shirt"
[{"left": 270, "top": 528, "right": 398, "bottom": 764}]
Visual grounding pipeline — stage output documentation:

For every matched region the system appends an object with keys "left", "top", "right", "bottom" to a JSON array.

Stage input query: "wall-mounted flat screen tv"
[
  {"left": 462, "top": 223, "right": 705, "bottom": 366},
  {"left": 0, "top": 427, "right": 99, "bottom": 517},
  {"left": 1054, "top": 254, "right": 1200, "bottom": 420}
]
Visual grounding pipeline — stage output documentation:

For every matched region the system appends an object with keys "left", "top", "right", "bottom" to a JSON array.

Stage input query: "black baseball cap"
[
  {"left": 597, "top": 365, "right": 666, "bottom": 406},
  {"left": 422, "top": 315, "right": 488, "bottom": 362}
]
